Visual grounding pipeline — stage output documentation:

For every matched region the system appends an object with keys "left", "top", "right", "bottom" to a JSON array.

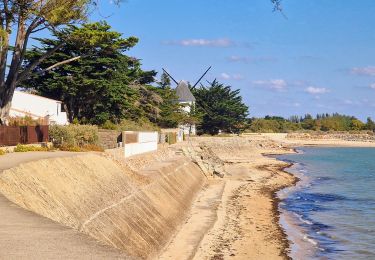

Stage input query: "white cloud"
[
  {"left": 219, "top": 73, "right": 244, "bottom": 80},
  {"left": 305, "top": 86, "right": 330, "bottom": 94},
  {"left": 164, "top": 38, "right": 234, "bottom": 47},
  {"left": 227, "top": 56, "right": 277, "bottom": 63},
  {"left": 227, "top": 56, "right": 249, "bottom": 62},
  {"left": 370, "top": 83, "right": 375, "bottom": 89},
  {"left": 252, "top": 79, "right": 287, "bottom": 91},
  {"left": 342, "top": 99, "right": 362, "bottom": 106},
  {"left": 220, "top": 73, "right": 231, "bottom": 80},
  {"left": 232, "top": 74, "right": 244, "bottom": 80},
  {"left": 351, "top": 66, "right": 375, "bottom": 76}
]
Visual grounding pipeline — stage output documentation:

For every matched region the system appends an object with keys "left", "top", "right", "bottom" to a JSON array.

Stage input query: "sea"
[{"left": 277, "top": 147, "right": 375, "bottom": 260}]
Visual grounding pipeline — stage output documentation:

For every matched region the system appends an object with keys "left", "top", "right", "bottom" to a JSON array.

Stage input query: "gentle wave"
[{"left": 278, "top": 147, "right": 375, "bottom": 259}]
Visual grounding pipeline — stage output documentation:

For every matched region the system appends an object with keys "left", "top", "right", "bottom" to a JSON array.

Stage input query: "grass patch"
[
  {"left": 101, "top": 119, "right": 159, "bottom": 131},
  {"left": 14, "top": 144, "right": 49, "bottom": 152}
]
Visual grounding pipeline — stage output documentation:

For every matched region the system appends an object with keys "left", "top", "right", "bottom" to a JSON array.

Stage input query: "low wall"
[
  {"left": 123, "top": 131, "right": 158, "bottom": 158},
  {"left": 97, "top": 129, "right": 122, "bottom": 149},
  {"left": 0, "top": 153, "right": 205, "bottom": 259}
]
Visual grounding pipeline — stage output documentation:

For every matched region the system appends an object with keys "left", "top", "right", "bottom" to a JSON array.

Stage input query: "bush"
[
  {"left": 49, "top": 125, "right": 99, "bottom": 147},
  {"left": 14, "top": 144, "right": 49, "bottom": 152},
  {"left": 100, "top": 118, "right": 159, "bottom": 132},
  {"left": 0, "top": 149, "right": 5, "bottom": 156},
  {"left": 101, "top": 120, "right": 118, "bottom": 130},
  {"left": 8, "top": 116, "right": 45, "bottom": 126},
  {"left": 58, "top": 144, "right": 104, "bottom": 152}
]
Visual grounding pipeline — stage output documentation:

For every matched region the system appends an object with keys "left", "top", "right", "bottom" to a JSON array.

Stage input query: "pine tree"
[
  {"left": 192, "top": 80, "right": 249, "bottom": 135},
  {"left": 22, "top": 22, "right": 156, "bottom": 124}
]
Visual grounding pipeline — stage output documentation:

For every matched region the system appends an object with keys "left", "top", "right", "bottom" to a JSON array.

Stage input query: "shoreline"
[
  {"left": 171, "top": 135, "right": 375, "bottom": 260},
  {"left": 271, "top": 162, "right": 299, "bottom": 260},
  {"left": 262, "top": 149, "right": 301, "bottom": 259},
  {"left": 161, "top": 136, "right": 300, "bottom": 259}
]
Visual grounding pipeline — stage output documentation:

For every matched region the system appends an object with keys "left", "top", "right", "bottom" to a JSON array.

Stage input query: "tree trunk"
[{"left": 0, "top": 89, "right": 13, "bottom": 125}]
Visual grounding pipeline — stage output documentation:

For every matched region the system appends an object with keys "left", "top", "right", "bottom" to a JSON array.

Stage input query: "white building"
[
  {"left": 10, "top": 90, "right": 69, "bottom": 125},
  {"left": 175, "top": 81, "right": 196, "bottom": 135}
]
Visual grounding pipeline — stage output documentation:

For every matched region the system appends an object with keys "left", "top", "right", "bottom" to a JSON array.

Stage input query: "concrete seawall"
[{"left": 0, "top": 153, "right": 205, "bottom": 259}]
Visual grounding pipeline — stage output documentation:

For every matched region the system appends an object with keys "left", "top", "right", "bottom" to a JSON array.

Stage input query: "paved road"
[
  {"left": 0, "top": 152, "right": 130, "bottom": 259},
  {"left": 0, "top": 151, "right": 81, "bottom": 171}
]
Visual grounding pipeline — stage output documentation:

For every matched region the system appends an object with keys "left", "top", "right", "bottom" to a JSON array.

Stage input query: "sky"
[{"left": 90, "top": 0, "right": 375, "bottom": 120}]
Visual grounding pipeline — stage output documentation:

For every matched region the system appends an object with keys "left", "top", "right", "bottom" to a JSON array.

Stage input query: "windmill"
[
  {"left": 161, "top": 66, "right": 211, "bottom": 135},
  {"left": 162, "top": 66, "right": 211, "bottom": 102}
]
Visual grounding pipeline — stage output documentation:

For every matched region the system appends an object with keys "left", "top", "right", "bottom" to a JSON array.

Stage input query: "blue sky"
[{"left": 90, "top": 0, "right": 375, "bottom": 120}]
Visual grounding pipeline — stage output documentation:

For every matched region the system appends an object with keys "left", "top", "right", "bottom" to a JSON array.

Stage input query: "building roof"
[
  {"left": 14, "top": 90, "right": 62, "bottom": 103},
  {"left": 175, "top": 81, "right": 196, "bottom": 102}
]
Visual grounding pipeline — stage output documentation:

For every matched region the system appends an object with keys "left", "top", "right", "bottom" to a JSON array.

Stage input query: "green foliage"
[
  {"left": 249, "top": 118, "right": 302, "bottom": 133},
  {"left": 8, "top": 116, "right": 42, "bottom": 126},
  {"left": 101, "top": 120, "right": 118, "bottom": 130},
  {"left": 192, "top": 80, "right": 249, "bottom": 135},
  {"left": 158, "top": 71, "right": 171, "bottom": 89},
  {"left": 23, "top": 22, "right": 156, "bottom": 125},
  {"left": 49, "top": 124, "right": 99, "bottom": 147},
  {"left": 350, "top": 119, "right": 365, "bottom": 131},
  {"left": 156, "top": 86, "right": 186, "bottom": 128},
  {"left": 0, "top": 149, "right": 6, "bottom": 156},
  {"left": 101, "top": 118, "right": 159, "bottom": 131},
  {"left": 365, "top": 117, "right": 375, "bottom": 131},
  {"left": 13, "top": 144, "right": 49, "bottom": 152},
  {"left": 247, "top": 113, "right": 368, "bottom": 133}
]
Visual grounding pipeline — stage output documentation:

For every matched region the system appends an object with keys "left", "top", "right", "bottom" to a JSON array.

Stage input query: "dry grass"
[{"left": 13, "top": 144, "right": 50, "bottom": 153}]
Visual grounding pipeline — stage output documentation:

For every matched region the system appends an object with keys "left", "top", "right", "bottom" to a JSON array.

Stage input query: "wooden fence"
[{"left": 0, "top": 125, "right": 49, "bottom": 146}]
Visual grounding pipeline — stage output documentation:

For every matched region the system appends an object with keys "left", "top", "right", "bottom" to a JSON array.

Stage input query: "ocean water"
[{"left": 277, "top": 147, "right": 375, "bottom": 260}]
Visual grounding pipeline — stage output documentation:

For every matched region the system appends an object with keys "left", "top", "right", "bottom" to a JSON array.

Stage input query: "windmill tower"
[{"left": 162, "top": 66, "right": 211, "bottom": 135}]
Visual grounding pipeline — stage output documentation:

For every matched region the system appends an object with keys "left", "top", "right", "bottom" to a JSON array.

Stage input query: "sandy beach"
[
  {"left": 159, "top": 133, "right": 375, "bottom": 259},
  {"left": 158, "top": 135, "right": 296, "bottom": 259}
]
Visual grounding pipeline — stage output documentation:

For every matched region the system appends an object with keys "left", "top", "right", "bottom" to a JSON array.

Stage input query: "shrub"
[
  {"left": 118, "top": 119, "right": 159, "bottom": 131},
  {"left": 100, "top": 118, "right": 159, "bottom": 132},
  {"left": 14, "top": 144, "right": 49, "bottom": 152},
  {"left": 58, "top": 144, "right": 104, "bottom": 152},
  {"left": 49, "top": 125, "right": 99, "bottom": 147},
  {"left": 8, "top": 116, "right": 45, "bottom": 126},
  {"left": 0, "top": 149, "right": 5, "bottom": 156},
  {"left": 58, "top": 145, "right": 83, "bottom": 152},
  {"left": 101, "top": 120, "right": 118, "bottom": 130}
]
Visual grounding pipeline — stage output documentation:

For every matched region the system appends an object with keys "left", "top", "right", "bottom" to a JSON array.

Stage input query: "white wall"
[
  {"left": 124, "top": 131, "right": 158, "bottom": 158},
  {"left": 179, "top": 101, "right": 196, "bottom": 135},
  {"left": 180, "top": 101, "right": 193, "bottom": 114},
  {"left": 10, "top": 91, "right": 69, "bottom": 125},
  {"left": 179, "top": 124, "right": 196, "bottom": 136}
]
